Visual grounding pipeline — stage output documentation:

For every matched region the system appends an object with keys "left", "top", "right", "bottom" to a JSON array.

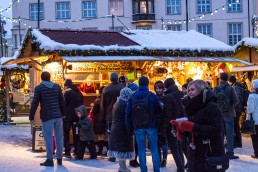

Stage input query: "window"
[
  {"left": 56, "top": 2, "right": 70, "bottom": 19},
  {"left": 167, "top": 0, "right": 181, "bottom": 14},
  {"left": 167, "top": 24, "right": 182, "bottom": 31},
  {"left": 82, "top": 1, "right": 96, "bottom": 18},
  {"left": 227, "top": 0, "right": 241, "bottom": 12},
  {"left": 136, "top": 25, "right": 152, "bottom": 30},
  {"left": 197, "top": 24, "right": 212, "bottom": 37},
  {"left": 109, "top": 26, "right": 124, "bottom": 32},
  {"left": 228, "top": 23, "right": 242, "bottom": 46},
  {"left": 30, "top": 3, "right": 44, "bottom": 20},
  {"left": 133, "top": 0, "right": 154, "bottom": 14},
  {"left": 109, "top": 0, "right": 123, "bottom": 16},
  {"left": 197, "top": 0, "right": 211, "bottom": 13}
]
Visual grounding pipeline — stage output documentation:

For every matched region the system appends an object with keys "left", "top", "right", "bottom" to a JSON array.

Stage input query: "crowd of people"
[{"left": 29, "top": 71, "right": 258, "bottom": 172}]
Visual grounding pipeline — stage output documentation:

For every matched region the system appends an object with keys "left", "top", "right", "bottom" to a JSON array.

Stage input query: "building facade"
[{"left": 10, "top": 0, "right": 257, "bottom": 55}]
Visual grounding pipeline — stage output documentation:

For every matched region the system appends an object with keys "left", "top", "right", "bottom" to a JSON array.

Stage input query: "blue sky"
[{"left": 0, "top": 0, "right": 12, "bottom": 36}]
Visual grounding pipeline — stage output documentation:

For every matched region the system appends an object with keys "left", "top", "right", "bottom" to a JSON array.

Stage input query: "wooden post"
[{"left": 5, "top": 75, "right": 10, "bottom": 125}]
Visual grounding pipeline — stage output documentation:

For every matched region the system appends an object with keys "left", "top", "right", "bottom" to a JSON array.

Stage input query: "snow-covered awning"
[
  {"left": 62, "top": 56, "right": 251, "bottom": 65},
  {"left": 234, "top": 38, "right": 258, "bottom": 49},
  {"left": 3, "top": 56, "right": 251, "bottom": 65}
]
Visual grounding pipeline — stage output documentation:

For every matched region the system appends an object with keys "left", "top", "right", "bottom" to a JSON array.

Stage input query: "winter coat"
[
  {"left": 125, "top": 86, "right": 161, "bottom": 130},
  {"left": 64, "top": 85, "right": 83, "bottom": 122},
  {"left": 76, "top": 105, "right": 94, "bottom": 141},
  {"left": 232, "top": 82, "right": 244, "bottom": 113},
  {"left": 29, "top": 81, "right": 65, "bottom": 122},
  {"left": 184, "top": 89, "right": 225, "bottom": 172},
  {"left": 109, "top": 99, "right": 134, "bottom": 154},
  {"left": 214, "top": 81, "right": 239, "bottom": 118},
  {"left": 101, "top": 81, "right": 124, "bottom": 123},
  {"left": 163, "top": 84, "right": 184, "bottom": 128},
  {"left": 246, "top": 91, "right": 258, "bottom": 125},
  {"left": 92, "top": 95, "right": 106, "bottom": 134}
]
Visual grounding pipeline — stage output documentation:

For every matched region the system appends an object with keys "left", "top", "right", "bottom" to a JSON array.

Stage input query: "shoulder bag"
[{"left": 241, "top": 113, "right": 256, "bottom": 135}]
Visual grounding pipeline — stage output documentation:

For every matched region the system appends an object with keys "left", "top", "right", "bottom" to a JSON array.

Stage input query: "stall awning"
[
  {"left": 4, "top": 56, "right": 252, "bottom": 66},
  {"left": 62, "top": 56, "right": 252, "bottom": 65},
  {"left": 3, "top": 56, "right": 49, "bottom": 65},
  {"left": 232, "top": 65, "right": 258, "bottom": 72}
]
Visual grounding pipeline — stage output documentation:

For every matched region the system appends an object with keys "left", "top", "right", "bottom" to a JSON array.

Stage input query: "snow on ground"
[{"left": 0, "top": 125, "right": 257, "bottom": 172}]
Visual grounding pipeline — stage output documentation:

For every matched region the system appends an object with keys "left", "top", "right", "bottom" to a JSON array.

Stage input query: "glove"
[
  {"left": 170, "top": 120, "right": 183, "bottom": 141},
  {"left": 178, "top": 121, "right": 195, "bottom": 132}
]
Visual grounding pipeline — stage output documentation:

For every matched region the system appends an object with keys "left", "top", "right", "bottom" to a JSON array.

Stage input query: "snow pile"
[{"left": 0, "top": 125, "right": 257, "bottom": 172}]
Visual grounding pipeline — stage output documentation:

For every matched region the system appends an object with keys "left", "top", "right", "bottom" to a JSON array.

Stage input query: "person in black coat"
[
  {"left": 63, "top": 79, "right": 83, "bottom": 157},
  {"left": 107, "top": 88, "right": 134, "bottom": 172},
  {"left": 92, "top": 86, "right": 108, "bottom": 155},
  {"left": 171, "top": 79, "right": 225, "bottom": 172},
  {"left": 162, "top": 78, "right": 185, "bottom": 172}
]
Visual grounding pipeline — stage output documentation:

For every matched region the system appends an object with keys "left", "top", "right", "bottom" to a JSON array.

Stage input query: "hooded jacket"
[
  {"left": 75, "top": 105, "right": 94, "bottom": 141},
  {"left": 29, "top": 81, "right": 65, "bottom": 122}
]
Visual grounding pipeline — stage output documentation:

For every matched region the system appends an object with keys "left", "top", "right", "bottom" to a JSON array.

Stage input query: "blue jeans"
[
  {"left": 224, "top": 117, "right": 234, "bottom": 156},
  {"left": 42, "top": 118, "right": 63, "bottom": 160},
  {"left": 134, "top": 128, "right": 160, "bottom": 172}
]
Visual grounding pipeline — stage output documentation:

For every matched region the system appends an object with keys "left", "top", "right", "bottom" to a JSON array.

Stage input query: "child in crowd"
[{"left": 74, "top": 105, "right": 97, "bottom": 160}]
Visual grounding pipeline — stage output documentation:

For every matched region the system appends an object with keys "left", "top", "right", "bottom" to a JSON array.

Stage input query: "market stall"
[{"left": 3, "top": 28, "right": 251, "bottom": 125}]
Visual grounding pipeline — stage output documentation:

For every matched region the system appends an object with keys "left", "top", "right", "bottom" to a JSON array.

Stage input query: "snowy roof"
[
  {"left": 0, "top": 56, "right": 28, "bottom": 72},
  {"left": 15, "top": 29, "right": 234, "bottom": 59},
  {"left": 121, "top": 30, "right": 234, "bottom": 52},
  {"left": 234, "top": 37, "right": 258, "bottom": 49}
]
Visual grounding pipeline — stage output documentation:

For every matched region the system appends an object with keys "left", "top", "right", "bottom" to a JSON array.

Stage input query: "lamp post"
[
  {"left": 186, "top": 0, "right": 189, "bottom": 31},
  {"left": 0, "top": 13, "right": 3, "bottom": 57},
  {"left": 37, "top": 0, "right": 40, "bottom": 29},
  {"left": 248, "top": 0, "right": 250, "bottom": 37}
]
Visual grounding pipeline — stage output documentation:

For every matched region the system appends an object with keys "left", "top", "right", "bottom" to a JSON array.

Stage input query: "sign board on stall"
[
  {"left": 32, "top": 126, "right": 46, "bottom": 152},
  {"left": 13, "top": 92, "right": 25, "bottom": 103}
]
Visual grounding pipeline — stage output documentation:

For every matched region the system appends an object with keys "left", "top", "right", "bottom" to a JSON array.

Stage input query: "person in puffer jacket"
[
  {"left": 74, "top": 105, "right": 96, "bottom": 160},
  {"left": 29, "top": 71, "right": 65, "bottom": 166},
  {"left": 246, "top": 79, "right": 258, "bottom": 159}
]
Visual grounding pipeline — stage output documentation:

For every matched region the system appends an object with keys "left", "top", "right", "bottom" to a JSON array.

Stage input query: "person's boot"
[
  {"left": 118, "top": 160, "right": 131, "bottom": 172},
  {"left": 40, "top": 159, "right": 54, "bottom": 166},
  {"left": 129, "top": 160, "right": 140, "bottom": 167},
  {"left": 57, "top": 158, "right": 62, "bottom": 165},
  {"left": 161, "top": 159, "right": 167, "bottom": 167},
  {"left": 108, "top": 157, "right": 116, "bottom": 162}
]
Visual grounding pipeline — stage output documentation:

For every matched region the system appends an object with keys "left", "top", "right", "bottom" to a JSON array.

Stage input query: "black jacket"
[
  {"left": 29, "top": 81, "right": 65, "bottom": 122},
  {"left": 184, "top": 89, "right": 225, "bottom": 172},
  {"left": 101, "top": 81, "right": 124, "bottom": 123},
  {"left": 109, "top": 99, "right": 134, "bottom": 152},
  {"left": 92, "top": 95, "right": 106, "bottom": 134},
  {"left": 64, "top": 85, "right": 83, "bottom": 122},
  {"left": 163, "top": 84, "right": 184, "bottom": 127}
]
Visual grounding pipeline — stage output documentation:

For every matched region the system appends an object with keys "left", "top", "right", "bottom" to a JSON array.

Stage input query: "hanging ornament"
[{"left": 9, "top": 69, "right": 26, "bottom": 89}]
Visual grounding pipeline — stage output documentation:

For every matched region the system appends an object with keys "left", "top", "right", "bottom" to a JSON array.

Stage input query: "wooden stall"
[{"left": 3, "top": 29, "right": 251, "bottom": 126}]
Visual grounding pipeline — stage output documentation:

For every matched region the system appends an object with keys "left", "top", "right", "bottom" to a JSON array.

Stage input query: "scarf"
[{"left": 185, "top": 91, "right": 205, "bottom": 115}]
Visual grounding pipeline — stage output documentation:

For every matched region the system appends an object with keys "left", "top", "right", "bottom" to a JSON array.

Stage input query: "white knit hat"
[{"left": 252, "top": 79, "right": 258, "bottom": 89}]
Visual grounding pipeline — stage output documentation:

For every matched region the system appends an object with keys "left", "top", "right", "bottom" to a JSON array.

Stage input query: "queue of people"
[{"left": 29, "top": 71, "right": 258, "bottom": 172}]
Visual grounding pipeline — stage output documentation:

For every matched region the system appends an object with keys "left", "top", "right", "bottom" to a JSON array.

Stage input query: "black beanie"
[
  {"left": 64, "top": 79, "right": 73, "bottom": 87},
  {"left": 220, "top": 73, "right": 229, "bottom": 81},
  {"left": 139, "top": 76, "right": 149, "bottom": 86},
  {"left": 110, "top": 72, "right": 118, "bottom": 82},
  {"left": 228, "top": 75, "right": 236, "bottom": 83},
  {"left": 164, "top": 78, "right": 175, "bottom": 89}
]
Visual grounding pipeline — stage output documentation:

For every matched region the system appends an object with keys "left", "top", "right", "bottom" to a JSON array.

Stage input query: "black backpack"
[
  {"left": 131, "top": 92, "right": 152, "bottom": 128},
  {"left": 216, "top": 85, "right": 231, "bottom": 112}
]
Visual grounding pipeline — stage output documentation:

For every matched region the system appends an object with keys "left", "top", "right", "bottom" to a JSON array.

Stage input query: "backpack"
[
  {"left": 131, "top": 92, "right": 152, "bottom": 128},
  {"left": 216, "top": 85, "right": 231, "bottom": 112}
]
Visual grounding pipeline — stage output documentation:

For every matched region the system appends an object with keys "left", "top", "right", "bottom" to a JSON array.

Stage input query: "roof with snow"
[
  {"left": 234, "top": 38, "right": 258, "bottom": 54},
  {"left": 14, "top": 29, "right": 234, "bottom": 59}
]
